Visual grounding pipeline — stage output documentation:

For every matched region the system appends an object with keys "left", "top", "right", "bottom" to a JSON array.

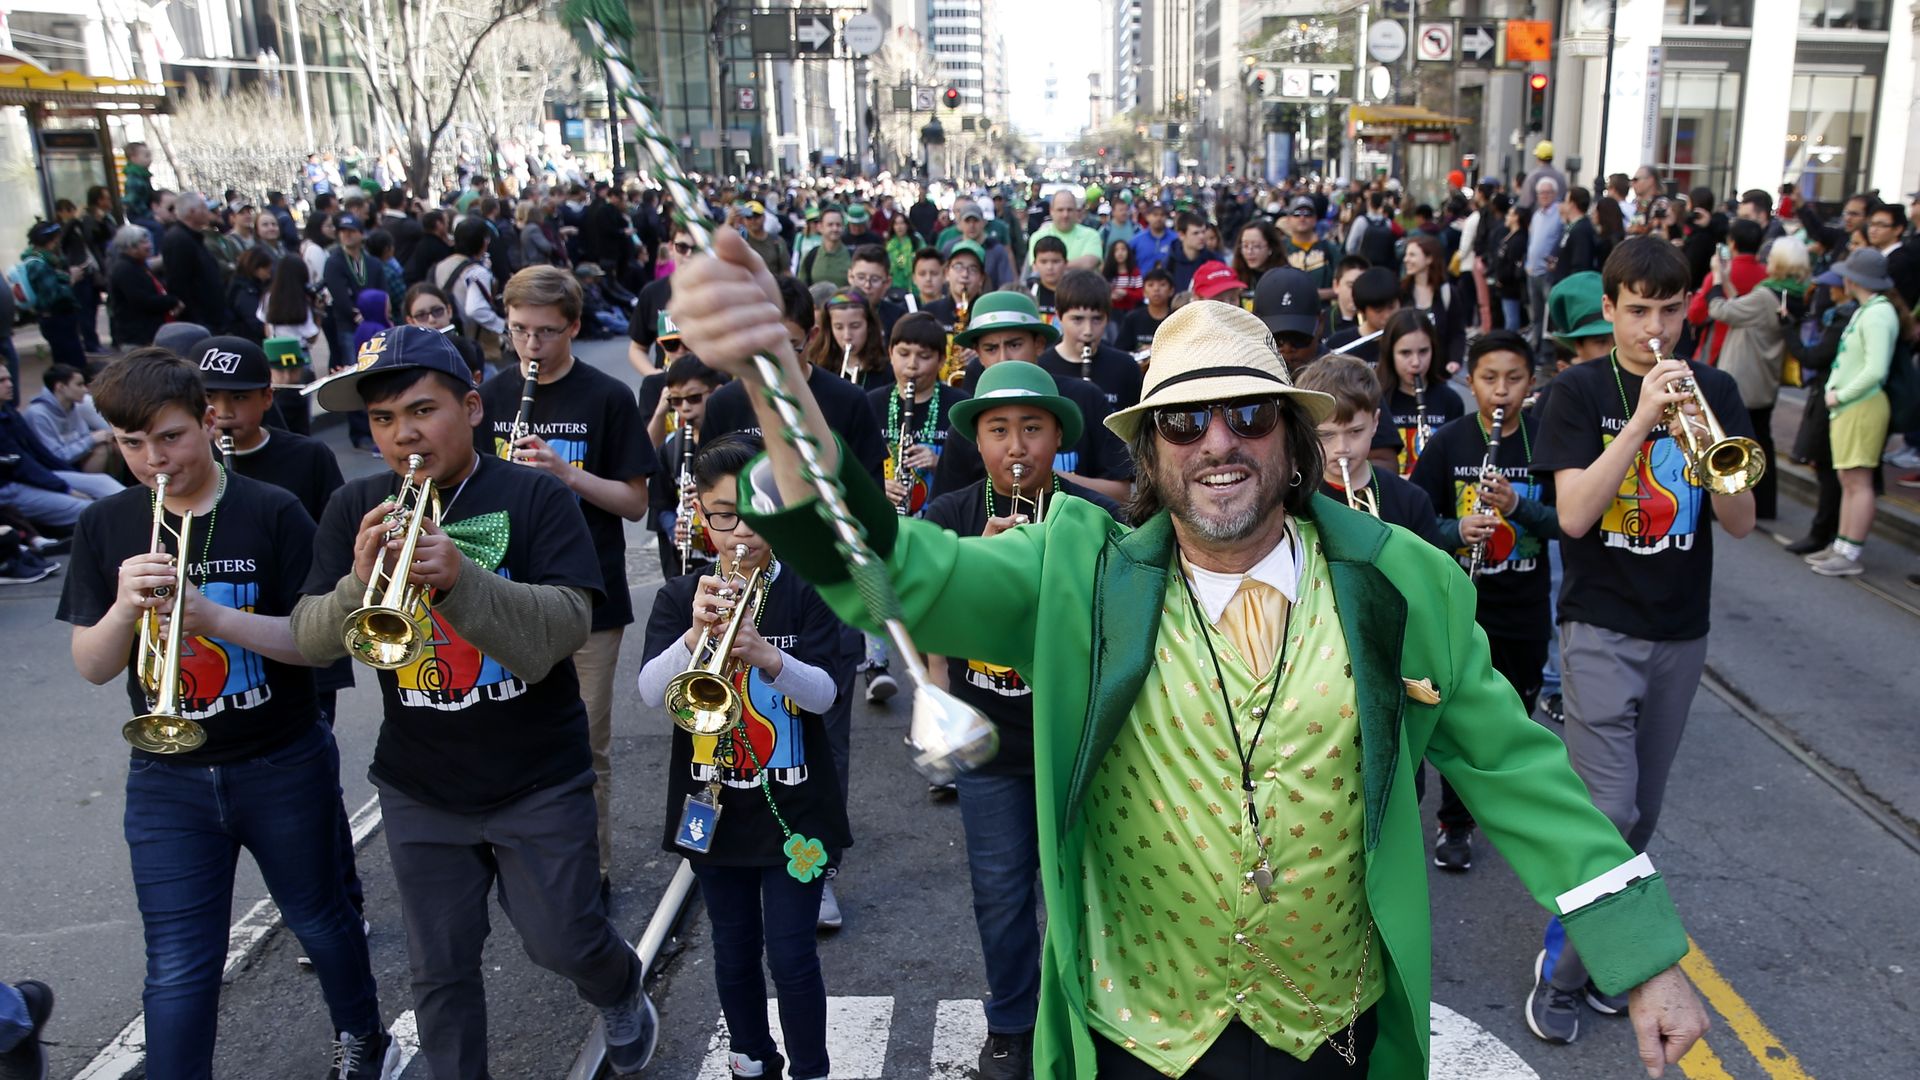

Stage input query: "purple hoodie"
[{"left": 351, "top": 287, "right": 392, "bottom": 357}]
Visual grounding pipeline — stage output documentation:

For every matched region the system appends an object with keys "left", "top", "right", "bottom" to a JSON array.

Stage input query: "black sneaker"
[
  {"left": 600, "top": 974, "right": 659, "bottom": 1075},
  {"left": 863, "top": 666, "right": 898, "bottom": 705},
  {"left": 1584, "top": 979, "right": 1629, "bottom": 1016},
  {"left": 1432, "top": 825, "right": 1473, "bottom": 871},
  {"left": 976, "top": 1030, "right": 1032, "bottom": 1080},
  {"left": 1541, "top": 693, "right": 1565, "bottom": 725},
  {"left": 927, "top": 780, "right": 958, "bottom": 801},
  {"left": 0, "top": 980, "right": 53, "bottom": 1080},
  {"left": 0, "top": 559, "right": 56, "bottom": 586},
  {"left": 1783, "top": 534, "right": 1832, "bottom": 555},
  {"left": 16, "top": 552, "right": 58, "bottom": 576},
  {"left": 328, "top": 1028, "right": 399, "bottom": 1079},
  {"left": 1525, "top": 950, "right": 1582, "bottom": 1044}
]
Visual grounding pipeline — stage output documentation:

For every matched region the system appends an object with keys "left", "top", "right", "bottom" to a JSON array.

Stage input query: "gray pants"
[
  {"left": 1547, "top": 621, "right": 1707, "bottom": 992},
  {"left": 379, "top": 771, "right": 638, "bottom": 1079}
]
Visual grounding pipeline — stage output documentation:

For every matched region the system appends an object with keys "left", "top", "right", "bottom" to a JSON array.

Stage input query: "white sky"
[{"left": 1003, "top": 0, "right": 1098, "bottom": 143}]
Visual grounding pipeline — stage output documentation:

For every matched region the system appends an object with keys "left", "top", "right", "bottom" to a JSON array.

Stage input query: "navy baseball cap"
[
  {"left": 334, "top": 212, "right": 365, "bottom": 233},
  {"left": 194, "top": 336, "right": 273, "bottom": 390},
  {"left": 1253, "top": 267, "right": 1321, "bottom": 337},
  {"left": 307, "top": 324, "right": 472, "bottom": 412}
]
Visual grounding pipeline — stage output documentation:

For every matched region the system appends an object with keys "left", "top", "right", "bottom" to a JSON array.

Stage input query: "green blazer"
[{"left": 741, "top": 453, "right": 1688, "bottom": 1078}]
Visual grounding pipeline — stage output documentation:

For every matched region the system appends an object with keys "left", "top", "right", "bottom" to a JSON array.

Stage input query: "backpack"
[
  {"left": 1883, "top": 332, "right": 1920, "bottom": 433},
  {"left": 6, "top": 261, "right": 37, "bottom": 314}
]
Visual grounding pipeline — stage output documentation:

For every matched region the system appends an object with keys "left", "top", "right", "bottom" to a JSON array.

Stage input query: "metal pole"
[
  {"left": 564, "top": 862, "right": 696, "bottom": 1080},
  {"left": 282, "top": 0, "right": 315, "bottom": 150},
  {"left": 1594, "top": 0, "right": 1619, "bottom": 189}
]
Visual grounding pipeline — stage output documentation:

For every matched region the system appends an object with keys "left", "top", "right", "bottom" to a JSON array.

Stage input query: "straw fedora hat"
[{"left": 1104, "top": 301, "right": 1334, "bottom": 441}]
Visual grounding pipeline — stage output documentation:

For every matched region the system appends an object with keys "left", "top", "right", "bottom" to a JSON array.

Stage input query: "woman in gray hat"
[{"left": 1808, "top": 246, "right": 1911, "bottom": 576}]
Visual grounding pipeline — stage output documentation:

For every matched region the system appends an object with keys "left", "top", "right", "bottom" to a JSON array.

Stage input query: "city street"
[{"left": 1, "top": 337, "right": 1916, "bottom": 1079}]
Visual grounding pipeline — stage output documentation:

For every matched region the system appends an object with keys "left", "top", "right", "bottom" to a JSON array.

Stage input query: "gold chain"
[{"left": 1232, "top": 923, "right": 1374, "bottom": 1067}]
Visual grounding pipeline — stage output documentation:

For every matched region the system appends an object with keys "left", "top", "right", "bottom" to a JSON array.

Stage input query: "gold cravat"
[{"left": 1216, "top": 578, "right": 1287, "bottom": 679}]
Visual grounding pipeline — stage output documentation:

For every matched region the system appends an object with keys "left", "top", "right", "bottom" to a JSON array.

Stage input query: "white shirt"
[{"left": 1182, "top": 527, "right": 1302, "bottom": 624}]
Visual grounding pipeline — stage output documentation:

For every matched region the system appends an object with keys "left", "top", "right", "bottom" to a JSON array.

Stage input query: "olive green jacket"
[{"left": 740, "top": 453, "right": 1688, "bottom": 1078}]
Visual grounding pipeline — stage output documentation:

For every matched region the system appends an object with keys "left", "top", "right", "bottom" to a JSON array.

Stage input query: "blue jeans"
[
  {"left": 1541, "top": 539, "right": 1564, "bottom": 698},
  {"left": 690, "top": 862, "right": 828, "bottom": 1078},
  {"left": 956, "top": 771, "right": 1041, "bottom": 1033},
  {"left": 0, "top": 981, "right": 27, "bottom": 1052},
  {"left": 125, "top": 722, "right": 379, "bottom": 1080},
  {"left": 1501, "top": 297, "right": 1522, "bottom": 333},
  {"left": 1, "top": 470, "right": 123, "bottom": 529},
  {"left": 1, "top": 336, "right": 19, "bottom": 407}
]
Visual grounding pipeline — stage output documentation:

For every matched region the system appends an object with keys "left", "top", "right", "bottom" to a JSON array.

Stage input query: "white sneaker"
[
  {"left": 1802, "top": 545, "right": 1836, "bottom": 564},
  {"left": 1811, "top": 554, "right": 1865, "bottom": 577},
  {"left": 817, "top": 881, "right": 844, "bottom": 930}
]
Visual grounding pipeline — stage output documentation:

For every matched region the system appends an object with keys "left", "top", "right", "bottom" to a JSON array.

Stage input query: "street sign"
[
  {"left": 1460, "top": 23, "right": 1497, "bottom": 65},
  {"left": 1505, "top": 19, "right": 1552, "bottom": 62},
  {"left": 1310, "top": 71, "right": 1340, "bottom": 96},
  {"left": 696, "top": 128, "right": 753, "bottom": 149},
  {"left": 1280, "top": 69, "right": 1308, "bottom": 98},
  {"left": 1641, "top": 46, "right": 1664, "bottom": 167},
  {"left": 1416, "top": 21, "right": 1455, "bottom": 62},
  {"left": 796, "top": 15, "right": 833, "bottom": 52},
  {"left": 736, "top": 87, "right": 756, "bottom": 111},
  {"left": 1367, "top": 20, "right": 1407, "bottom": 64},
  {"left": 749, "top": 12, "right": 791, "bottom": 54},
  {"left": 913, "top": 86, "right": 936, "bottom": 111},
  {"left": 843, "top": 12, "right": 883, "bottom": 56}
]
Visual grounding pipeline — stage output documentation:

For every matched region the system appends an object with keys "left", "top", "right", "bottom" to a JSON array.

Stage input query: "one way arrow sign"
[
  {"left": 796, "top": 16, "right": 832, "bottom": 52},
  {"left": 1310, "top": 71, "right": 1340, "bottom": 96},
  {"left": 1461, "top": 23, "right": 1497, "bottom": 65}
]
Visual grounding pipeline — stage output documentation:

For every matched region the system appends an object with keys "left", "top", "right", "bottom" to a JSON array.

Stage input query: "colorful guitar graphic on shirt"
[{"left": 1597, "top": 432, "right": 1698, "bottom": 554}]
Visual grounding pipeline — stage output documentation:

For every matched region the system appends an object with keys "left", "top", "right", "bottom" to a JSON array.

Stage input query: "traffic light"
[
  {"left": 1527, "top": 73, "right": 1549, "bottom": 133},
  {"left": 943, "top": 87, "right": 960, "bottom": 110}
]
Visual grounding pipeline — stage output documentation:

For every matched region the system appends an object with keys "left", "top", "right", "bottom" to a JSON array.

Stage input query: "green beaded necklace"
[
  {"left": 984, "top": 471, "right": 1061, "bottom": 520},
  {"left": 885, "top": 383, "right": 941, "bottom": 445}
]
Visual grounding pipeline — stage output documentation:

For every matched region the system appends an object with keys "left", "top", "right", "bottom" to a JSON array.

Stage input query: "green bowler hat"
[
  {"left": 1548, "top": 271, "right": 1614, "bottom": 345},
  {"left": 947, "top": 360, "right": 1084, "bottom": 449},
  {"left": 954, "top": 290, "right": 1062, "bottom": 348}
]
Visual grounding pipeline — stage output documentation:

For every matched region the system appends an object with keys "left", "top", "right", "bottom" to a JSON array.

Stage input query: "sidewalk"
[{"left": 1771, "top": 386, "right": 1920, "bottom": 551}]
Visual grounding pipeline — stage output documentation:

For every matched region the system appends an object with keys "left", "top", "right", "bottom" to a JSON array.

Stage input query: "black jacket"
[
  {"left": 226, "top": 277, "right": 268, "bottom": 342},
  {"left": 582, "top": 198, "right": 632, "bottom": 267},
  {"left": 403, "top": 233, "right": 453, "bottom": 286},
  {"left": 160, "top": 223, "right": 225, "bottom": 328},
  {"left": 1553, "top": 217, "right": 1600, "bottom": 282},
  {"left": 107, "top": 253, "right": 176, "bottom": 347},
  {"left": 381, "top": 212, "right": 424, "bottom": 265},
  {"left": 0, "top": 408, "right": 70, "bottom": 492},
  {"left": 322, "top": 248, "right": 389, "bottom": 337}
]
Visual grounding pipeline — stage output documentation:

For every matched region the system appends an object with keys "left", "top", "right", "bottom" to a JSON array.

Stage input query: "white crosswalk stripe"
[{"left": 682, "top": 996, "right": 1538, "bottom": 1078}]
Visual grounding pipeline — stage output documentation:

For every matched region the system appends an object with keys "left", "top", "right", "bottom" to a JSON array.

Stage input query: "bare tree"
[
  {"left": 165, "top": 84, "right": 342, "bottom": 199},
  {"left": 302, "top": 0, "right": 543, "bottom": 193},
  {"left": 465, "top": 17, "right": 592, "bottom": 186}
]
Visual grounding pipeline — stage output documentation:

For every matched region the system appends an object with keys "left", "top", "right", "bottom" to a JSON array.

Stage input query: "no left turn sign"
[{"left": 1417, "top": 21, "right": 1456, "bottom": 62}]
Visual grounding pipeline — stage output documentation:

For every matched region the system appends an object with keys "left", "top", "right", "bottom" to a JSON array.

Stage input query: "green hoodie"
[
  {"left": 122, "top": 161, "right": 154, "bottom": 218},
  {"left": 741, "top": 449, "right": 1690, "bottom": 1078}
]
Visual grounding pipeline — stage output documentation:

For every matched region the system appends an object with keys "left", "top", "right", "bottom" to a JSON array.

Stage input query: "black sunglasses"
[{"left": 1152, "top": 399, "right": 1284, "bottom": 445}]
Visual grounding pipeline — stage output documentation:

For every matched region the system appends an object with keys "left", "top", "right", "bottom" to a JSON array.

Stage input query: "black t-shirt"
[
  {"left": 1382, "top": 383, "right": 1466, "bottom": 476},
  {"left": 701, "top": 363, "right": 888, "bottom": 484},
  {"left": 1028, "top": 282, "right": 1058, "bottom": 322},
  {"left": 1325, "top": 326, "right": 1378, "bottom": 365},
  {"left": 628, "top": 276, "right": 674, "bottom": 352},
  {"left": 476, "top": 360, "right": 657, "bottom": 631},
  {"left": 1039, "top": 343, "right": 1143, "bottom": 412},
  {"left": 645, "top": 566, "right": 853, "bottom": 865},
  {"left": 922, "top": 296, "right": 962, "bottom": 331},
  {"left": 1318, "top": 462, "right": 1443, "bottom": 549},
  {"left": 57, "top": 473, "right": 318, "bottom": 764},
  {"left": 1533, "top": 354, "right": 1752, "bottom": 641},
  {"left": 1118, "top": 306, "right": 1169, "bottom": 353},
  {"left": 303, "top": 454, "right": 604, "bottom": 810},
  {"left": 1409, "top": 412, "right": 1553, "bottom": 640},
  {"left": 923, "top": 478, "right": 1126, "bottom": 775},
  {"left": 867, "top": 382, "right": 971, "bottom": 516},
  {"left": 228, "top": 429, "right": 344, "bottom": 526},
  {"left": 959, "top": 360, "right": 1134, "bottom": 482},
  {"left": 636, "top": 371, "right": 669, "bottom": 435}
]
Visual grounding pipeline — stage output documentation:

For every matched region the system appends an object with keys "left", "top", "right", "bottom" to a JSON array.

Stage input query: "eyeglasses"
[
  {"left": 1289, "top": 209, "right": 1315, "bottom": 218},
  {"left": 672, "top": 241, "right": 697, "bottom": 256},
  {"left": 508, "top": 324, "right": 569, "bottom": 343},
  {"left": 701, "top": 509, "right": 742, "bottom": 531},
  {"left": 409, "top": 305, "right": 449, "bottom": 321},
  {"left": 667, "top": 391, "right": 706, "bottom": 407},
  {"left": 1151, "top": 399, "right": 1284, "bottom": 445}
]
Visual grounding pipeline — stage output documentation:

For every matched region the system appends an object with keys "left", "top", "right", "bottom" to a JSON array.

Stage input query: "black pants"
[
  {"left": 1748, "top": 405, "right": 1777, "bottom": 520},
  {"left": 1093, "top": 1013, "right": 1377, "bottom": 1078}
]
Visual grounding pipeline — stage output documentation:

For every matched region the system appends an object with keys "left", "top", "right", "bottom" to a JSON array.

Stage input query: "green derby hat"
[
  {"left": 953, "top": 290, "right": 1062, "bottom": 348},
  {"left": 948, "top": 361, "right": 1084, "bottom": 449},
  {"left": 1548, "top": 271, "right": 1614, "bottom": 345}
]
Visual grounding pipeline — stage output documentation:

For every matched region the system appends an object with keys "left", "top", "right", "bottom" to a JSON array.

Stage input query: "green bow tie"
[{"left": 439, "top": 510, "right": 510, "bottom": 572}]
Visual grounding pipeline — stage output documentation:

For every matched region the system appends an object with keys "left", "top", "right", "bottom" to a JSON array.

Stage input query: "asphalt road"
[{"left": 3, "top": 335, "right": 1916, "bottom": 1079}]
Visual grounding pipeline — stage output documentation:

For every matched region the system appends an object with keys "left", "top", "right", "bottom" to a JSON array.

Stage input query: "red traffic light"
[
  {"left": 942, "top": 87, "right": 960, "bottom": 109},
  {"left": 1527, "top": 73, "right": 1550, "bottom": 91}
]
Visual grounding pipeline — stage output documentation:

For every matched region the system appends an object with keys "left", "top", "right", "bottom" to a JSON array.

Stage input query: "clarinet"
[
  {"left": 217, "top": 428, "right": 236, "bottom": 471},
  {"left": 895, "top": 379, "right": 915, "bottom": 516},
  {"left": 1413, "top": 382, "right": 1429, "bottom": 458},
  {"left": 1465, "top": 406, "right": 1506, "bottom": 581},
  {"left": 1081, "top": 342, "right": 1093, "bottom": 379},
  {"left": 676, "top": 426, "right": 699, "bottom": 571},
  {"left": 840, "top": 341, "right": 857, "bottom": 382},
  {"left": 507, "top": 358, "right": 540, "bottom": 457}
]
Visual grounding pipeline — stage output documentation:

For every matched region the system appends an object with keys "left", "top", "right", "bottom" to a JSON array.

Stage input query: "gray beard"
[{"left": 1158, "top": 461, "right": 1285, "bottom": 543}]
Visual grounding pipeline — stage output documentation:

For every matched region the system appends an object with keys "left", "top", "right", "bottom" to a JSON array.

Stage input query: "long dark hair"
[
  {"left": 1103, "top": 239, "right": 1136, "bottom": 279},
  {"left": 1400, "top": 233, "right": 1446, "bottom": 294},
  {"left": 264, "top": 256, "right": 313, "bottom": 325},
  {"left": 1376, "top": 308, "right": 1445, "bottom": 393},
  {"left": 1125, "top": 396, "right": 1324, "bottom": 525},
  {"left": 1232, "top": 220, "right": 1284, "bottom": 287}
]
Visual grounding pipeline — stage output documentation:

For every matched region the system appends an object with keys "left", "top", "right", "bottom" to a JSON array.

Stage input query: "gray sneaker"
[
  {"left": 601, "top": 974, "right": 659, "bottom": 1075},
  {"left": 1525, "top": 950, "right": 1582, "bottom": 1044},
  {"left": 1810, "top": 553, "right": 1864, "bottom": 577},
  {"left": 1803, "top": 545, "right": 1839, "bottom": 565},
  {"left": 816, "top": 881, "right": 844, "bottom": 931}
]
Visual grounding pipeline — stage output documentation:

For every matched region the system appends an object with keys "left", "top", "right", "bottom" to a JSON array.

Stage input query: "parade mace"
[{"left": 563, "top": 2, "right": 997, "bottom": 783}]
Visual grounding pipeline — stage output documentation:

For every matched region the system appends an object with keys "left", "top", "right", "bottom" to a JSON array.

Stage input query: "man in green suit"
[{"left": 668, "top": 228, "right": 1710, "bottom": 1079}]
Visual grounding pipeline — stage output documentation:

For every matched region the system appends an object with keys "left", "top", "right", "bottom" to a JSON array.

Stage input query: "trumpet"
[
  {"left": 665, "top": 544, "right": 768, "bottom": 736},
  {"left": 894, "top": 379, "right": 916, "bottom": 517},
  {"left": 1338, "top": 456, "right": 1380, "bottom": 518},
  {"left": 1007, "top": 462, "right": 1045, "bottom": 523},
  {"left": 343, "top": 454, "right": 441, "bottom": 669},
  {"left": 216, "top": 428, "right": 235, "bottom": 471},
  {"left": 1648, "top": 339, "right": 1765, "bottom": 494},
  {"left": 1465, "top": 407, "right": 1505, "bottom": 580},
  {"left": 676, "top": 427, "right": 700, "bottom": 572},
  {"left": 127, "top": 473, "right": 207, "bottom": 754}
]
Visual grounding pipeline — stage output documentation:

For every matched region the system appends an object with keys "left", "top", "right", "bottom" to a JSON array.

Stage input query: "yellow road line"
[
  {"left": 1680, "top": 936, "right": 1814, "bottom": 1080},
  {"left": 1677, "top": 1036, "right": 1738, "bottom": 1080}
]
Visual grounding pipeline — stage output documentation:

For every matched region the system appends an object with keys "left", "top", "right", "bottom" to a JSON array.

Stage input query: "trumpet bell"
[
  {"left": 1692, "top": 435, "right": 1766, "bottom": 495},
  {"left": 344, "top": 605, "right": 428, "bottom": 670},
  {"left": 123, "top": 712, "right": 207, "bottom": 754},
  {"left": 664, "top": 669, "right": 744, "bottom": 736},
  {"left": 904, "top": 683, "right": 999, "bottom": 786}
]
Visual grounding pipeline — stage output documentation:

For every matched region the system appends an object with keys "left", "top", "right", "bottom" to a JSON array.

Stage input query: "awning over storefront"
[
  {"left": 1350, "top": 105, "right": 1472, "bottom": 129},
  {"left": 0, "top": 53, "right": 168, "bottom": 110}
]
